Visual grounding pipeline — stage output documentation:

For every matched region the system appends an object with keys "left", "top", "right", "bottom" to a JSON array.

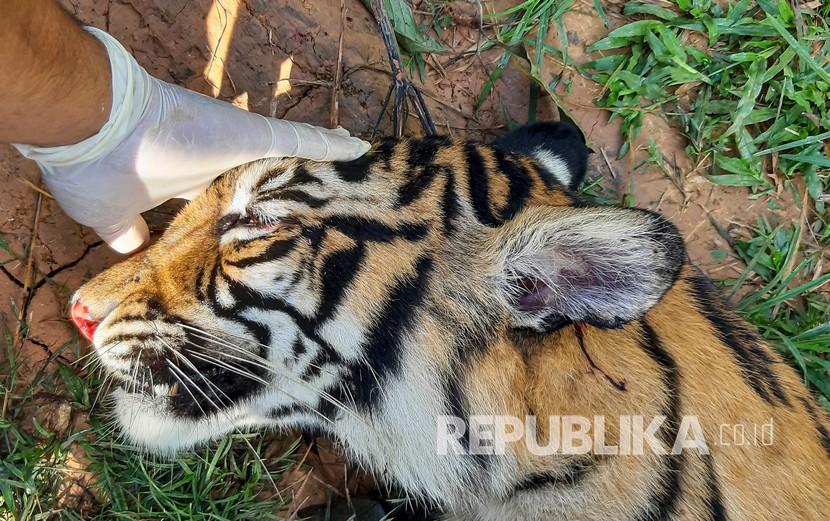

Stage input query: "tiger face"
[
  {"left": 72, "top": 122, "right": 830, "bottom": 519},
  {"left": 73, "top": 123, "right": 682, "bottom": 451}
]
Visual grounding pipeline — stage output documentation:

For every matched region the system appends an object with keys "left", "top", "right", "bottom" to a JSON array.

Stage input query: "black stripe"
[
  {"left": 332, "top": 140, "right": 395, "bottom": 182},
  {"left": 704, "top": 455, "right": 728, "bottom": 521},
  {"left": 441, "top": 367, "right": 484, "bottom": 466},
  {"left": 316, "top": 243, "right": 366, "bottom": 323},
  {"left": 196, "top": 265, "right": 208, "bottom": 301},
  {"left": 800, "top": 396, "right": 830, "bottom": 457},
  {"left": 636, "top": 320, "right": 684, "bottom": 521},
  {"left": 280, "top": 164, "right": 322, "bottom": 189},
  {"left": 208, "top": 262, "right": 272, "bottom": 347},
  {"left": 465, "top": 143, "right": 500, "bottom": 227},
  {"left": 219, "top": 271, "right": 325, "bottom": 352},
  {"left": 253, "top": 165, "right": 293, "bottom": 191},
  {"left": 441, "top": 168, "right": 460, "bottom": 235},
  {"left": 397, "top": 163, "right": 441, "bottom": 207},
  {"left": 332, "top": 256, "right": 433, "bottom": 412},
  {"left": 493, "top": 150, "right": 532, "bottom": 221},
  {"left": 216, "top": 258, "right": 345, "bottom": 379},
  {"left": 396, "top": 138, "right": 448, "bottom": 207},
  {"left": 257, "top": 189, "right": 329, "bottom": 208},
  {"left": 509, "top": 457, "right": 597, "bottom": 498},
  {"left": 687, "top": 275, "right": 790, "bottom": 407},
  {"left": 324, "top": 216, "right": 428, "bottom": 243},
  {"left": 217, "top": 265, "right": 348, "bottom": 398},
  {"left": 224, "top": 236, "right": 299, "bottom": 268},
  {"left": 299, "top": 354, "right": 323, "bottom": 381},
  {"left": 301, "top": 225, "right": 326, "bottom": 257},
  {"left": 270, "top": 403, "right": 307, "bottom": 419},
  {"left": 439, "top": 318, "right": 502, "bottom": 469},
  {"left": 291, "top": 335, "right": 307, "bottom": 358},
  {"left": 216, "top": 266, "right": 345, "bottom": 388}
]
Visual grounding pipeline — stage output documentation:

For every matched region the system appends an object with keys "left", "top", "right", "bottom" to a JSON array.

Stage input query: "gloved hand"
[{"left": 14, "top": 27, "right": 370, "bottom": 253}]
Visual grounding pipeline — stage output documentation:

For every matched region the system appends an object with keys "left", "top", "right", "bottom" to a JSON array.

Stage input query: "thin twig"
[
  {"left": 13, "top": 192, "right": 43, "bottom": 347},
  {"left": 330, "top": 0, "right": 346, "bottom": 128},
  {"left": 599, "top": 146, "right": 617, "bottom": 179},
  {"left": 18, "top": 179, "right": 54, "bottom": 199},
  {"left": 369, "top": 0, "right": 437, "bottom": 136}
]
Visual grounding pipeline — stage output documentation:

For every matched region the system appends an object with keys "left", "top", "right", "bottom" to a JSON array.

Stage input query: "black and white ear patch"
[
  {"left": 493, "top": 121, "right": 588, "bottom": 191},
  {"left": 496, "top": 206, "right": 685, "bottom": 332}
]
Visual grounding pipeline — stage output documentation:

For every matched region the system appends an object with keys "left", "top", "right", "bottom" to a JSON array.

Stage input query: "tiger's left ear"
[{"left": 494, "top": 206, "right": 685, "bottom": 332}]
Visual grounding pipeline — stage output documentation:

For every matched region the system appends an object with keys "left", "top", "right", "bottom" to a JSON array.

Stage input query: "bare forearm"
[{"left": 0, "top": 0, "right": 111, "bottom": 146}]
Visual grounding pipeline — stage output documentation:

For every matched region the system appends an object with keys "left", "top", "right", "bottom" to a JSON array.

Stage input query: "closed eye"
[
  {"left": 216, "top": 212, "right": 302, "bottom": 247},
  {"left": 214, "top": 213, "right": 272, "bottom": 235}
]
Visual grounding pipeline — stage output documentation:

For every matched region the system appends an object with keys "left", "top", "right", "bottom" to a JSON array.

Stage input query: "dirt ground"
[{"left": 0, "top": 0, "right": 801, "bottom": 515}]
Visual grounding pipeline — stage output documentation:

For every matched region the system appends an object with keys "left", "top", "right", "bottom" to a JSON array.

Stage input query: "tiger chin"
[{"left": 72, "top": 121, "right": 830, "bottom": 520}]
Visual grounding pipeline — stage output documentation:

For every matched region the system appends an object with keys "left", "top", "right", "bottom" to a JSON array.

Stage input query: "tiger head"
[{"left": 72, "top": 122, "right": 684, "bottom": 495}]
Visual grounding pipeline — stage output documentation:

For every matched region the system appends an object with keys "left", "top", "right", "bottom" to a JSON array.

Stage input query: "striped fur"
[{"left": 73, "top": 123, "right": 830, "bottom": 520}]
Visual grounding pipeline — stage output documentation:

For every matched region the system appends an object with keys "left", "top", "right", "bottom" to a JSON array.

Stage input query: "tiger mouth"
[
  {"left": 95, "top": 335, "right": 270, "bottom": 420},
  {"left": 105, "top": 368, "right": 181, "bottom": 398}
]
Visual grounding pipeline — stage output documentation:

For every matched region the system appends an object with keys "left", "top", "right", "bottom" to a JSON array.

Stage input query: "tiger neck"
[{"left": 324, "top": 319, "right": 500, "bottom": 507}]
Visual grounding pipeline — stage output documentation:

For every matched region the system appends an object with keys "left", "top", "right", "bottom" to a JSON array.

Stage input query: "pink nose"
[{"left": 71, "top": 301, "right": 100, "bottom": 341}]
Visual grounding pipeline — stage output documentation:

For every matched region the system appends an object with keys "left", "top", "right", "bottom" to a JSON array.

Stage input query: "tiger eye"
[{"left": 214, "top": 213, "right": 242, "bottom": 235}]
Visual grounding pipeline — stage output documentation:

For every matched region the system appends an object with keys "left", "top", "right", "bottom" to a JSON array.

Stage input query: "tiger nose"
[{"left": 71, "top": 301, "right": 100, "bottom": 341}]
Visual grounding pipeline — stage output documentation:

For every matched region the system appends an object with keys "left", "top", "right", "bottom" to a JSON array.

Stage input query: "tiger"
[{"left": 70, "top": 121, "right": 830, "bottom": 520}]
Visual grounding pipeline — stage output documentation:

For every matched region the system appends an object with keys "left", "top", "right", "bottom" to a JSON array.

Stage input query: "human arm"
[{"left": 1, "top": 0, "right": 370, "bottom": 253}]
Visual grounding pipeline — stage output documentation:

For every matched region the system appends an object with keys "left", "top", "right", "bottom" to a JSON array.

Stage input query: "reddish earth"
[{"left": 0, "top": 0, "right": 800, "bottom": 515}]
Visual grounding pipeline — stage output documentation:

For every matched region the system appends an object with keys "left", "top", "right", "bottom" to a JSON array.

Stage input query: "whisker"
[
  {"left": 80, "top": 340, "right": 124, "bottom": 373},
  {"left": 179, "top": 323, "right": 338, "bottom": 378},
  {"left": 89, "top": 371, "right": 115, "bottom": 414},
  {"left": 164, "top": 349, "right": 283, "bottom": 498},
  {"left": 188, "top": 340, "right": 362, "bottom": 424},
  {"left": 176, "top": 328, "right": 361, "bottom": 421},
  {"left": 177, "top": 340, "right": 340, "bottom": 426},
  {"left": 166, "top": 361, "right": 212, "bottom": 415},
  {"left": 73, "top": 345, "right": 101, "bottom": 366},
  {"left": 185, "top": 349, "right": 270, "bottom": 386},
  {"left": 169, "top": 353, "right": 232, "bottom": 410}
]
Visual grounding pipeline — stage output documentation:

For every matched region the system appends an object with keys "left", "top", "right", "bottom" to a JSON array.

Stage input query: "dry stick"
[
  {"left": 285, "top": 440, "right": 317, "bottom": 521},
  {"left": 429, "top": 53, "right": 448, "bottom": 80},
  {"left": 330, "top": 0, "right": 346, "bottom": 128},
  {"left": 3, "top": 191, "right": 43, "bottom": 419},
  {"left": 18, "top": 178, "right": 54, "bottom": 199},
  {"left": 14, "top": 192, "right": 42, "bottom": 346},
  {"left": 269, "top": 79, "right": 332, "bottom": 88},
  {"left": 287, "top": 470, "right": 315, "bottom": 521},
  {"left": 204, "top": 0, "right": 233, "bottom": 95},
  {"left": 599, "top": 146, "right": 617, "bottom": 179},
  {"left": 369, "top": 0, "right": 436, "bottom": 137},
  {"left": 308, "top": 473, "right": 345, "bottom": 497}
]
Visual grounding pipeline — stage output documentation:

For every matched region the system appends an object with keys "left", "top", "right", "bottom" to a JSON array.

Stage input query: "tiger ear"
[
  {"left": 496, "top": 206, "right": 685, "bottom": 331},
  {"left": 493, "top": 121, "right": 588, "bottom": 190}
]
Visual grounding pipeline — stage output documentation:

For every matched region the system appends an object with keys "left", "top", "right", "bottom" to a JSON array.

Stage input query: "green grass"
[
  {"left": 731, "top": 220, "right": 830, "bottom": 408},
  {"left": 1, "top": 319, "right": 296, "bottom": 520},
  {"left": 584, "top": 1, "right": 830, "bottom": 208},
  {"left": 577, "top": 0, "right": 830, "bottom": 406},
  {"left": 465, "top": 0, "right": 830, "bottom": 406}
]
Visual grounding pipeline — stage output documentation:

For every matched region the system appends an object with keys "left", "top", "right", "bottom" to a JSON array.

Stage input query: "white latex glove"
[{"left": 14, "top": 27, "right": 370, "bottom": 253}]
